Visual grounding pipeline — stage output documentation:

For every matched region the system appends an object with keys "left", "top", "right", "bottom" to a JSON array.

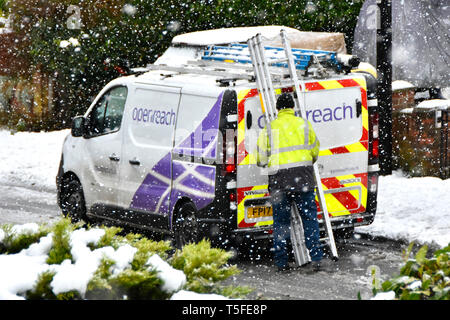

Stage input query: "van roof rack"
[
  {"left": 142, "top": 63, "right": 255, "bottom": 81},
  {"left": 132, "top": 43, "right": 345, "bottom": 84},
  {"left": 201, "top": 43, "right": 343, "bottom": 73}
]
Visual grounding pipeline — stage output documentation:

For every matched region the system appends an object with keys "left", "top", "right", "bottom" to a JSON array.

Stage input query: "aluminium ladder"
[
  {"left": 201, "top": 43, "right": 342, "bottom": 72},
  {"left": 247, "top": 30, "right": 339, "bottom": 265}
]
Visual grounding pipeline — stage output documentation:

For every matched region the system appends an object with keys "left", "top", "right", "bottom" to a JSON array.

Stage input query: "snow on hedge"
[{"left": 0, "top": 224, "right": 217, "bottom": 300}]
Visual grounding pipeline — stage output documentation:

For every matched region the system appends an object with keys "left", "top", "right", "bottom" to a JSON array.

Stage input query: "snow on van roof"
[
  {"left": 156, "top": 26, "right": 347, "bottom": 69},
  {"left": 171, "top": 26, "right": 299, "bottom": 46},
  {"left": 171, "top": 26, "right": 347, "bottom": 54}
]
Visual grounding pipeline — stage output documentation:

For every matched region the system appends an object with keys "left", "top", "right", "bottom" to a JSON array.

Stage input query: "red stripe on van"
[
  {"left": 237, "top": 186, "right": 257, "bottom": 228},
  {"left": 304, "top": 82, "right": 325, "bottom": 91},
  {"left": 237, "top": 140, "right": 248, "bottom": 164},
  {"left": 361, "top": 127, "right": 369, "bottom": 141},
  {"left": 329, "top": 146, "right": 350, "bottom": 154},
  {"left": 322, "top": 177, "right": 361, "bottom": 211},
  {"left": 336, "top": 79, "right": 360, "bottom": 88},
  {"left": 238, "top": 219, "right": 256, "bottom": 228},
  {"left": 238, "top": 89, "right": 258, "bottom": 122}
]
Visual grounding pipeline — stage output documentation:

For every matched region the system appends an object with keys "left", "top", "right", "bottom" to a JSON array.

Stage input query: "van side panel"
[
  {"left": 119, "top": 85, "right": 181, "bottom": 214},
  {"left": 170, "top": 92, "right": 224, "bottom": 215},
  {"left": 173, "top": 92, "right": 223, "bottom": 163}
]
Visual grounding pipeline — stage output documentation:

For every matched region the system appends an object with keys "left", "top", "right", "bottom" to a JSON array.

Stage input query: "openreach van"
[{"left": 56, "top": 26, "right": 380, "bottom": 250}]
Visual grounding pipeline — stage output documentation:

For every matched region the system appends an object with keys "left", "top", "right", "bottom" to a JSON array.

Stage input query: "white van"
[{"left": 57, "top": 27, "right": 380, "bottom": 249}]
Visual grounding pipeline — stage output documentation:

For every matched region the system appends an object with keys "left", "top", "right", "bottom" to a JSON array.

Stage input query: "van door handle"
[
  {"left": 109, "top": 154, "right": 120, "bottom": 162},
  {"left": 356, "top": 99, "right": 362, "bottom": 118},
  {"left": 129, "top": 159, "right": 140, "bottom": 166}
]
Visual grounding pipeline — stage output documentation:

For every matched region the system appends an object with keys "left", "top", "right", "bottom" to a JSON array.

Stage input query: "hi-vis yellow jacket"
[{"left": 257, "top": 108, "right": 320, "bottom": 170}]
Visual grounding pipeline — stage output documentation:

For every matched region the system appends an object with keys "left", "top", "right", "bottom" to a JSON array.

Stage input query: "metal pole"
[{"left": 377, "top": 0, "right": 393, "bottom": 175}]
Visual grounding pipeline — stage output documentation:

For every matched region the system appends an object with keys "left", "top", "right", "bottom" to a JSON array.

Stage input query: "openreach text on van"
[
  {"left": 132, "top": 107, "right": 176, "bottom": 126},
  {"left": 256, "top": 104, "right": 355, "bottom": 128}
]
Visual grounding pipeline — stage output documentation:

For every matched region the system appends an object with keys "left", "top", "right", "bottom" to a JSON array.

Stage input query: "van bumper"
[
  {"left": 199, "top": 208, "right": 377, "bottom": 248},
  {"left": 229, "top": 226, "right": 274, "bottom": 249}
]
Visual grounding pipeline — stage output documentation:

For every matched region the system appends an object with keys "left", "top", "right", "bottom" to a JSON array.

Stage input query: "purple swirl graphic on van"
[
  {"left": 130, "top": 93, "right": 222, "bottom": 215},
  {"left": 172, "top": 94, "right": 222, "bottom": 160}
]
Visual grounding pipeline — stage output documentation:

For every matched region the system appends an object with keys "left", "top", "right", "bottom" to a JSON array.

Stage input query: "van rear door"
[
  {"left": 236, "top": 75, "right": 369, "bottom": 229},
  {"left": 303, "top": 77, "right": 369, "bottom": 219}
]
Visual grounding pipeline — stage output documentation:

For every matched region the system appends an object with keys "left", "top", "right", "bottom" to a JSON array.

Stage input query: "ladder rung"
[{"left": 268, "top": 58, "right": 289, "bottom": 64}]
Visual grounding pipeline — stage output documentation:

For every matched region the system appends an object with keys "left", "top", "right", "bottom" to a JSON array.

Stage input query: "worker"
[{"left": 257, "top": 92, "right": 323, "bottom": 272}]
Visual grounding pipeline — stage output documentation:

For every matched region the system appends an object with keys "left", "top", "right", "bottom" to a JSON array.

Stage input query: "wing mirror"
[{"left": 71, "top": 116, "right": 86, "bottom": 137}]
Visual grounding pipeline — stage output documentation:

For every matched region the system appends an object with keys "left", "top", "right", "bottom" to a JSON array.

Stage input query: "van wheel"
[
  {"left": 173, "top": 202, "right": 199, "bottom": 249},
  {"left": 61, "top": 179, "right": 87, "bottom": 223}
]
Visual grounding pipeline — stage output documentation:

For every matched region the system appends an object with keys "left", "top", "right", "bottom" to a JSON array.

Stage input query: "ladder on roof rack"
[
  {"left": 134, "top": 39, "right": 343, "bottom": 83},
  {"left": 202, "top": 42, "right": 342, "bottom": 73},
  {"left": 247, "top": 30, "right": 339, "bottom": 265}
]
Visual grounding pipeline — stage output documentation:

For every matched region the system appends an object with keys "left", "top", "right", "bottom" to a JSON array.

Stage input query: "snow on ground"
[
  {"left": 356, "top": 171, "right": 450, "bottom": 248},
  {"left": 0, "top": 129, "right": 69, "bottom": 191}
]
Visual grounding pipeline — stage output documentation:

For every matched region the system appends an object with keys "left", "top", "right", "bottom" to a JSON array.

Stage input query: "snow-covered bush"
[
  {"left": 0, "top": 218, "right": 249, "bottom": 300},
  {"left": 372, "top": 243, "right": 449, "bottom": 300}
]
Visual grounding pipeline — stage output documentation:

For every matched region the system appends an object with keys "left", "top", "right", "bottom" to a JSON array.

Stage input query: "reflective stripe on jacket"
[{"left": 257, "top": 108, "right": 320, "bottom": 170}]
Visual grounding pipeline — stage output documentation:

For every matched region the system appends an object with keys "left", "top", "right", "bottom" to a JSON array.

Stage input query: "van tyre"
[
  {"left": 173, "top": 202, "right": 199, "bottom": 249},
  {"left": 61, "top": 179, "right": 87, "bottom": 223}
]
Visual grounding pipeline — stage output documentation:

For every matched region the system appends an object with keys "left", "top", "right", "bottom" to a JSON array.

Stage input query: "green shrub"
[
  {"left": 0, "top": 223, "right": 51, "bottom": 254},
  {"left": 130, "top": 237, "right": 172, "bottom": 271},
  {"left": 373, "top": 243, "right": 450, "bottom": 300},
  {"left": 25, "top": 271, "right": 57, "bottom": 300},
  {"left": 171, "top": 239, "right": 252, "bottom": 298},
  {"left": 1, "top": 218, "right": 249, "bottom": 300},
  {"left": 108, "top": 269, "right": 167, "bottom": 300}
]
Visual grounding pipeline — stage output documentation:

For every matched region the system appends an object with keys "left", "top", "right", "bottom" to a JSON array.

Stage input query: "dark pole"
[{"left": 377, "top": 0, "right": 392, "bottom": 175}]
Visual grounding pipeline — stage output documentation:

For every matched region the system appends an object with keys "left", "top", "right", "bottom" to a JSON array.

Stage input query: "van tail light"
[
  {"left": 226, "top": 164, "right": 236, "bottom": 173},
  {"left": 223, "top": 130, "right": 237, "bottom": 210},
  {"left": 372, "top": 139, "right": 379, "bottom": 158},
  {"left": 225, "top": 139, "right": 236, "bottom": 167},
  {"left": 369, "top": 112, "right": 379, "bottom": 161}
]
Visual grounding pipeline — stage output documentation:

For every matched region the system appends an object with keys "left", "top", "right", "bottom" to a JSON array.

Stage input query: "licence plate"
[{"left": 247, "top": 206, "right": 273, "bottom": 219}]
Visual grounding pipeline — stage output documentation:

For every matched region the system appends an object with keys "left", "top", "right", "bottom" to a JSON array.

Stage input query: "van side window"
[
  {"left": 104, "top": 86, "right": 128, "bottom": 133},
  {"left": 87, "top": 95, "right": 107, "bottom": 136},
  {"left": 86, "top": 86, "right": 128, "bottom": 137}
]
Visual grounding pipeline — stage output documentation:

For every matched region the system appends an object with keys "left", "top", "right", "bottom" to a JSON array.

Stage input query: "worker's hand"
[{"left": 257, "top": 160, "right": 268, "bottom": 168}]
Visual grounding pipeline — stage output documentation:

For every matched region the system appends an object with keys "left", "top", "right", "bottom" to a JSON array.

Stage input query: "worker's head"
[{"left": 276, "top": 93, "right": 295, "bottom": 110}]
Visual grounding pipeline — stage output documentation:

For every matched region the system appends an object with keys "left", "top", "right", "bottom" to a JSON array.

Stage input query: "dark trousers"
[{"left": 271, "top": 190, "right": 323, "bottom": 268}]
